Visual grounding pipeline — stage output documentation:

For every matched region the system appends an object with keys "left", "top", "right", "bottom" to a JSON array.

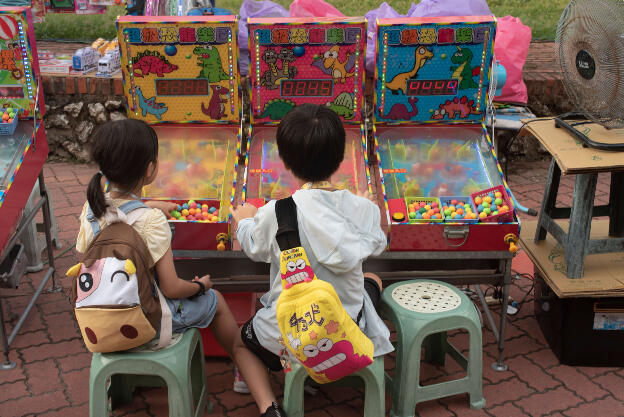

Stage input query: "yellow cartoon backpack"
[{"left": 274, "top": 197, "right": 374, "bottom": 384}]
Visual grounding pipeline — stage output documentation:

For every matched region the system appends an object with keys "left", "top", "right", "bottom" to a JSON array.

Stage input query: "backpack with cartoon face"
[
  {"left": 274, "top": 197, "right": 374, "bottom": 384},
  {"left": 66, "top": 201, "right": 171, "bottom": 353}
]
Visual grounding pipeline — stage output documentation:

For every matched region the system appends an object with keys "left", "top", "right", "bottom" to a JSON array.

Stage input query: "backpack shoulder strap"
[
  {"left": 275, "top": 197, "right": 301, "bottom": 251},
  {"left": 119, "top": 200, "right": 151, "bottom": 226},
  {"left": 86, "top": 205, "right": 101, "bottom": 237}
]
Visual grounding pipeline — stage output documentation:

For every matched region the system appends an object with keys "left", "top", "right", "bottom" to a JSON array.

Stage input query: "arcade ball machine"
[
  {"left": 117, "top": 15, "right": 241, "bottom": 252},
  {"left": 0, "top": 7, "right": 48, "bottom": 267},
  {"left": 245, "top": 17, "right": 369, "bottom": 206},
  {"left": 373, "top": 16, "right": 520, "bottom": 251},
  {"left": 117, "top": 16, "right": 249, "bottom": 356}
]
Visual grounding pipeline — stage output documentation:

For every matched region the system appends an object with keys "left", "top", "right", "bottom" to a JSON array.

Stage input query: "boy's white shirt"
[{"left": 236, "top": 189, "right": 394, "bottom": 357}]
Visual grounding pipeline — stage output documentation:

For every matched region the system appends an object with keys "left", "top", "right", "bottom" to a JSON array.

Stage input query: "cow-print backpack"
[{"left": 66, "top": 201, "right": 172, "bottom": 353}]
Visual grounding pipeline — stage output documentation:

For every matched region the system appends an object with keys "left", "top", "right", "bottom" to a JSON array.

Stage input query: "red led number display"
[
  {"left": 155, "top": 79, "right": 209, "bottom": 96},
  {"left": 280, "top": 79, "right": 333, "bottom": 97},
  {"left": 405, "top": 79, "right": 458, "bottom": 96}
]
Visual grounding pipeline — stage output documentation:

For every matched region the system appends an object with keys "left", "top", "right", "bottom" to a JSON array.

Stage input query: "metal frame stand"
[
  {"left": 1, "top": 171, "right": 60, "bottom": 370},
  {"left": 534, "top": 158, "right": 624, "bottom": 278}
]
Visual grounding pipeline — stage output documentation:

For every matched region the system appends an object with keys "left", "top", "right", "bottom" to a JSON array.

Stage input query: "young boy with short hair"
[{"left": 230, "top": 104, "right": 393, "bottom": 417}]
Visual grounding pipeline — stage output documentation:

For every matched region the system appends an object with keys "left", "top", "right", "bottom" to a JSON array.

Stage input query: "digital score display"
[
  {"left": 0, "top": 86, "right": 25, "bottom": 98},
  {"left": 155, "top": 79, "right": 209, "bottom": 96},
  {"left": 280, "top": 79, "right": 333, "bottom": 97},
  {"left": 405, "top": 79, "right": 458, "bottom": 96}
]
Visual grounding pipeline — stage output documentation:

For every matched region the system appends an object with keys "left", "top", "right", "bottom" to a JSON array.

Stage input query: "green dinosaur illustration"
[
  {"left": 450, "top": 46, "right": 479, "bottom": 90},
  {"left": 326, "top": 92, "right": 355, "bottom": 120},
  {"left": 259, "top": 99, "right": 296, "bottom": 121},
  {"left": 193, "top": 46, "right": 229, "bottom": 82}
]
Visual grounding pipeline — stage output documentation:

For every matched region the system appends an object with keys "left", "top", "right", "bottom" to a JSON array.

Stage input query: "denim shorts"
[{"left": 164, "top": 288, "right": 218, "bottom": 333}]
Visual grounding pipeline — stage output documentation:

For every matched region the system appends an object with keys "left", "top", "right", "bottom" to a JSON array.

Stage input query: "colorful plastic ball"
[
  {"left": 493, "top": 211, "right": 499, "bottom": 215},
  {"left": 202, "top": 207, "right": 208, "bottom": 213},
  {"left": 484, "top": 208, "right": 491, "bottom": 215},
  {"left": 431, "top": 202, "right": 438, "bottom": 208},
  {"left": 415, "top": 212, "right": 422, "bottom": 219},
  {"left": 484, "top": 196, "right": 492, "bottom": 203},
  {"left": 202, "top": 212, "right": 210, "bottom": 219},
  {"left": 181, "top": 209, "right": 189, "bottom": 216},
  {"left": 171, "top": 210, "right": 181, "bottom": 218},
  {"left": 419, "top": 207, "right": 426, "bottom": 214},
  {"left": 495, "top": 192, "right": 503, "bottom": 199},
  {"left": 434, "top": 213, "right": 442, "bottom": 219},
  {"left": 202, "top": 204, "right": 209, "bottom": 210},
  {"left": 189, "top": 202, "right": 198, "bottom": 209},
  {"left": 433, "top": 207, "right": 440, "bottom": 214},
  {"left": 444, "top": 209, "right": 452, "bottom": 216},
  {"left": 176, "top": 204, "right": 182, "bottom": 212},
  {"left": 179, "top": 216, "right": 187, "bottom": 220},
  {"left": 479, "top": 212, "right": 487, "bottom": 219},
  {"left": 495, "top": 198, "right": 503, "bottom": 206},
  {"left": 500, "top": 206, "right": 509, "bottom": 213},
  {"left": 424, "top": 204, "right": 431, "bottom": 211},
  {"left": 169, "top": 217, "right": 176, "bottom": 221},
  {"left": 477, "top": 204, "right": 483, "bottom": 212},
  {"left": 408, "top": 212, "right": 416, "bottom": 219},
  {"left": 164, "top": 45, "right": 177, "bottom": 56},
  {"left": 474, "top": 196, "right": 482, "bottom": 205},
  {"left": 451, "top": 212, "right": 458, "bottom": 219},
  {"left": 451, "top": 199, "right": 458, "bottom": 206},
  {"left": 422, "top": 213, "right": 431, "bottom": 220},
  {"left": 491, "top": 205, "right": 498, "bottom": 212},
  {"left": 182, "top": 203, "right": 189, "bottom": 210},
  {"left": 209, "top": 207, "right": 216, "bottom": 213},
  {"left": 293, "top": 46, "right": 305, "bottom": 57},
  {"left": 482, "top": 201, "right": 490, "bottom": 208},
  {"left": 188, "top": 208, "right": 196, "bottom": 216}
]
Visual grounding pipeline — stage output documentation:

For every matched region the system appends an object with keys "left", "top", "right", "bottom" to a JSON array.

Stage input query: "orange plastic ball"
[
  {"left": 422, "top": 213, "right": 430, "bottom": 220},
  {"left": 474, "top": 196, "right": 482, "bottom": 205}
]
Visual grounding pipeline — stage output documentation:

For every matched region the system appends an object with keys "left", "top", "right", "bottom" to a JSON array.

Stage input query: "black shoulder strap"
[{"left": 275, "top": 197, "right": 301, "bottom": 251}]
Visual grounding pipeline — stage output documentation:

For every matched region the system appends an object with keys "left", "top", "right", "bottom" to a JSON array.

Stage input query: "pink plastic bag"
[
  {"left": 493, "top": 16, "right": 532, "bottom": 104},
  {"left": 289, "top": 0, "right": 344, "bottom": 17}
]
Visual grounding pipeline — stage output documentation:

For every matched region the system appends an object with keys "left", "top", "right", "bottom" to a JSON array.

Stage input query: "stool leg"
[
  {"left": 283, "top": 363, "right": 307, "bottom": 417},
  {"left": 423, "top": 332, "right": 446, "bottom": 366},
  {"left": 89, "top": 362, "right": 112, "bottom": 417},
  {"left": 390, "top": 332, "right": 422, "bottom": 417},
  {"left": 363, "top": 358, "right": 386, "bottom": 417},
  {"left": 467, "top": 322, "right": 485, "bottom": 410},
  {"left": 566, "top": 172, "right": 597, "bottom": 278}
]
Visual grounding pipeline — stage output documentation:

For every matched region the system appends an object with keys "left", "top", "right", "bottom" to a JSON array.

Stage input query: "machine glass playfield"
[
  {"left": 374, "top": 16, "right": 519, "bottom": 251},
  {"left": 117, "top": 16, "right": 241, "bottom": 250},
  {"left": 245, "top": 17, "right": 369, "bottom": 206}
]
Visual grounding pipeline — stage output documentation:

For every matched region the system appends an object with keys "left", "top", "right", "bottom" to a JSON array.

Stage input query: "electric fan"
[{"left": 555, "top": 0, "right": 624, "bottom": 150}]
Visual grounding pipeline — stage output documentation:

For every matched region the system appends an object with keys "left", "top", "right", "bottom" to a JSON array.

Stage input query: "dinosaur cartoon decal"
[
  {"left": 431, "top": 96, "right": 482, "bottom": 120},
  {"left": 385, "top": 47, "right": 433, "bottom": 95},
  {"left": 201, "top": 85, "right": 230, "bottom": 119},
  {"left": 325, "top": 92, "right": 354, "bottom": 120},
  {"left": 134, "top": 87, "right": 168, "bottom": 120},
  {"left": 382, "top": 97, "right": 419, "bottom": 121},
  {"left": 193, "top": 46, "right": 229, "bottom": 83},
  {"left": 450, "top": 46, "right": 481, "bottom": 90},
  {"left": 260, "top": 48, "right": 297, "bottom": 90},
  {"left": 320, "top": 46, "right": 354, "bottom": 83},
  {"left": 258, "top": 99, "right": 296, "bottom": 121},
  {"left": 131, "top": 51, "right": 178, "bottom": 77}
]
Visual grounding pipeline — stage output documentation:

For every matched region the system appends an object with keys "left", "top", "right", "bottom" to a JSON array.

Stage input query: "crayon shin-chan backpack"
[
  {"left": 66, "top": 201, "right": 171, "bottom": 353},
  {"left": 274, "top": 197, "right": 374, "bottom": 384}
]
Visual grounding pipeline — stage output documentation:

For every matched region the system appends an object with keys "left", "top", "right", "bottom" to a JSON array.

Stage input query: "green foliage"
[{"left": 33, "top": 0, "right": 568, "bottom": 41}]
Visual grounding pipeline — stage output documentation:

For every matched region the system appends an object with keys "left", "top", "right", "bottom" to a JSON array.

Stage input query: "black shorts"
[{"left": 241, "top": 277, "right": 382, "bottom": 371}]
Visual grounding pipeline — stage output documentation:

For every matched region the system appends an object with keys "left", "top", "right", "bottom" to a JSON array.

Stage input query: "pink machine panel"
[{"left": 245, "top": 18, "right": 369, "bottom": 206}]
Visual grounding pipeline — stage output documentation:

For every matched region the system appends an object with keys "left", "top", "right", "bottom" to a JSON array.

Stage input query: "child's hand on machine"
[
  {"left": 193, "top": 274, "right": 213, "bottom": 290},
  {"left": 230, "top": 203, "right": 258, "bottom": 222},
  {"left": 146, "top": 200, "right": 177, "bottom": 216},
  {"left": 356, "top": 189, "right": 374, "bottom": 202}
]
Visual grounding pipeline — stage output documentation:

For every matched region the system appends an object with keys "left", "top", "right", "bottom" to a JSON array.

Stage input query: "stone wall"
[{"left": 42, "top": 76, "right": 127, "bottom": 162}]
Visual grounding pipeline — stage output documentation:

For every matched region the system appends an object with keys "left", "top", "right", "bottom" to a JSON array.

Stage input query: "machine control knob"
[
  {"left": 216, "top": 233, "right": 228, "bottom": 251},
  {"left": 504, "top": 233, "right": 519, "bottom": 254}
]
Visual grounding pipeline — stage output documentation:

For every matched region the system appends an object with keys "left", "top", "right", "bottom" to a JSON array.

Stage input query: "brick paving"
[{"left": 1, "top": 158, "right": 623, "bottom": 417}]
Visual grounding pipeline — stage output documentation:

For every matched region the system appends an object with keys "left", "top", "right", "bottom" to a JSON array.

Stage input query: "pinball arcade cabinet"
[
  {"left": 0, "top": 7, "right": 58, "bottom": 369},
  {"left": 372, "top": 16, "right": 520, "bottom": 370},
  {"left": 117, "top": 15, "right": 241, "bottom": 252},
  {"left": 245, "top": 17, "right": 369, "bottom": 207}
]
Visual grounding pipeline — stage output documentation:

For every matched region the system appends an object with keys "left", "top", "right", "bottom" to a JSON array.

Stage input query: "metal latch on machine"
[{"left": 443, "top": 225, "right": 470, "bottom": 247}]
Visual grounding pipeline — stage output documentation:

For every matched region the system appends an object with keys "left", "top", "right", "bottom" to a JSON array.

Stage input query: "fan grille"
[{"left": 556, "top": 0, "right": 624, "bottom": 128}]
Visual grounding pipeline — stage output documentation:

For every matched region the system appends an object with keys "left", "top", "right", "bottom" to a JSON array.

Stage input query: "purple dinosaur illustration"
[{"left": 382, "top": 97, "right": 418, "bottom": 121}]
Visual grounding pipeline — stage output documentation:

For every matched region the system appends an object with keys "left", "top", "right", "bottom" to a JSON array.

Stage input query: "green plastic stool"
[
  {"left": 283, "top": 356, "right": 386, "bottom": 417},
  {"left": 89, "top": 328, "right": 210, "bottom": 417},
  {"left": 380, "top": 280, "right": 485, "bottom": 417}
]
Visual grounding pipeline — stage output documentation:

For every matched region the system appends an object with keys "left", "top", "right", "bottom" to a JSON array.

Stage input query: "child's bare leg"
[
  {"left": 207, "top": 290, "right": 238, "bottom": 357},
  {"left": 364, "top": 272, "right": 383, "bottom": 291},
  {"left": 232, "top": 328, "right": 277, "bottom": 412}
]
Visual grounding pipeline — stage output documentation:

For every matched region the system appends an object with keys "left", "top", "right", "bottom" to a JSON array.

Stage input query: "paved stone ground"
[{"left": 1, "top": 158, "right": 622, "bottom": 417}]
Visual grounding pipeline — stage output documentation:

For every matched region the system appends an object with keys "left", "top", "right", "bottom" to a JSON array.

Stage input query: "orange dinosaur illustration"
[
  {"left": 323, "top": 45, "right": 354, "bottom": 83},
  {"left": 385, "top": 46, "right": 434, "bottom": 95}
]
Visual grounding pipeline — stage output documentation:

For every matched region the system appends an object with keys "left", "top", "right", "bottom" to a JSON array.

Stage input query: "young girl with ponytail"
[{"left": 75, "top": 119, "right": 287, "bottom": 417}]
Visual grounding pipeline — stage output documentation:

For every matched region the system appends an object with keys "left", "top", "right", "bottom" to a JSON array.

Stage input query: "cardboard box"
[{"left": 39, "top": 59, "right": 73, "bottom": 75}]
